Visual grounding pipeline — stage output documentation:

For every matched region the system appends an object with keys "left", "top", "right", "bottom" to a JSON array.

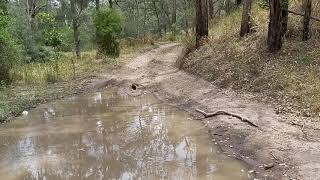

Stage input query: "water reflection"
[{"left": 0, "top": 90, "right": 249, "bottom": 180}]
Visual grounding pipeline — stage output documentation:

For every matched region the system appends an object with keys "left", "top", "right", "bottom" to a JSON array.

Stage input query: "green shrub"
[
  {"left": 0, "top": 8, "right": 20, "bottom": 83},
  {"left": 165, "top": 32, "right": 176, "bottom": 42},
  {"left": 45, "top": 69, "right": 59, "bottom": 84},
  {"left": 54, "top": 27, "right": 74, "bottom": 52},
  {"left": 44, "top": 29, "right": 63, "bottom": 48},
  {"left": 26, "top": 46, "right": 56, "bottom": 63},
  {"left": 95, "top": 9, "right": 123, "bottom": 58}
]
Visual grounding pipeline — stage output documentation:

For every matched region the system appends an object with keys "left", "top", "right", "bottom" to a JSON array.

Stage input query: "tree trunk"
[
  {"left": 95, "top": 0, "right": 100, "bottom": 57},
  {"left": 73, "top": 22, "right": 81, "bottom": 59},
  {"left": 109, "top": 0, "right": 113, "bottom": 8},
  {"left": 95, "top": 0, "right": 100, "bottom": 11},
  {"left": 172, "top": 0, "right": 177, "bottom": 25},
  {"left": 196, "top": 0, "right": 208, "bottom": 47},
  {"left": 152, "top": 1, "right": 161, "bottom": 36},
  {"left": 268, "top": 0, "right": 282, "bottom": 52},
  {"left": 281, "top": 0, "right": 288, "bottom": 36},
  {"left": 71, "top": 0, "right": 81, "bottom": 59},
  {"left": 225, "top": 0, "right": 231, "bottom": 14},
  {"left": 160, "top": 2, "right": 171, "bottom": 30},
  {"left": 240, "top": 0, "right": 252, "bottom": 37},
  {"left": 135, "top": 0, "right": 140, "bottom": 38},
  {"left": 183, "top": 0, "right": 189, "bottom": 34},
  {"left": 303, "top": 0, "right": 312, "bottom": 41},
  {"left": 143, "top": 0, "right": 147, "bottom": 38},
  {"left": 208, "top": 0, "right": 214, "bottom": 19},
  {"left": 27, "top": 0, "right": 39, "bottom": 30},
  {"left": 237, "top": 0, "right": 242, "bottom": 6}
]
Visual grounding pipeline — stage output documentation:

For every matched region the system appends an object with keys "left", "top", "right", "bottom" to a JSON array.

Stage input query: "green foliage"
[
  {"left": 37, "top": 12, "right": 55, "bottom": 25},
  {"left": 258, "top": 0, "right": 269, "bottom": 8},
  {"left": 297, "top": 55, "right": 314, "bottom": 65},
  {"left": 0, "top": 0, "right": 8, "bottom": 15},
  {"left": 44, "top": 29, "right": 63, "bottom": 48},
  {"left": 95, "top": 9, "right": 123, "bottom": 58},
  {"left": 58, "top": 27, "right": 74, "bottom": 52},
  {"left": 26, "top": 46, "right": 55, "bottom": 63},
  {"left": 165, "top": 32, "right": 176, "bottom": 41},
  {"left": 0, "top": 3, "right": 20, "bottom": 83}
]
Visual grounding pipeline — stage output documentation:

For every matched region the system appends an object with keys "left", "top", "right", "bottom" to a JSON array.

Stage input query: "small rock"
[
  {"left": 279, "top": 163, "right": 287, "bottom": 166},
  {"left": 248, "top": 170, "right": 255, "bottom": 174},
  {"left": 263, "top": 163, "right": 274, "bottom": 170},
  {"left": 22, "top": 111, "right": 28, "bottom": 116}
]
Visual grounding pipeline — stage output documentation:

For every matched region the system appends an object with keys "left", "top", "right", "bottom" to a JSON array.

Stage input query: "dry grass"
[
  {"left": 0, "top": 43, "right": 156, "bottom": 123},
  {"left": 180, "top": 3, "right": 320, "bottom": 117},
  {"left": 9, "top": 42, "right": 154, "bottom": 85}
]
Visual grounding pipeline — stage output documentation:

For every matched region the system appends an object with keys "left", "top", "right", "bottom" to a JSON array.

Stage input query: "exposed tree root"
[{"left": 196, "top": 109, "right": 259, "bottom": 128}]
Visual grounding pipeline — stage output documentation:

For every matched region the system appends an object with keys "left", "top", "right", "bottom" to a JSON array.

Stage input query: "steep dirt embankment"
[{"left": 101, "top": 43, "right": 320, "bottom": 180}]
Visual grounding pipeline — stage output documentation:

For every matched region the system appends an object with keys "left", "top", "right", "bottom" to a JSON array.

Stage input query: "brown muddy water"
[{"left": 0, "top": 89, "right": 250, "bottom": 180}]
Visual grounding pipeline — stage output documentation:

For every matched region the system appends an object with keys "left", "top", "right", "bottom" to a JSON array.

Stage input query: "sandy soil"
[{"left": 90, "top": 43, "right": 320, "bottom": 180}]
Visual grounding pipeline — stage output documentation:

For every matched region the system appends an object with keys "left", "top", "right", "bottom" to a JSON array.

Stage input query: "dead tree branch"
[
  {"left": 265, "top": 5, "right": 320, "bottom": 22},
  {"left": 196, "top": 109, "right": 259, "bottom": 128},
  {"left": 284, "top": 9, "right": 320, "bottom": 22}
]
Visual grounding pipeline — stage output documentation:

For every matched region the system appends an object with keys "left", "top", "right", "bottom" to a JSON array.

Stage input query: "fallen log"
[{"left": 196, "top": 109, "right": 259, "bottom": 128}]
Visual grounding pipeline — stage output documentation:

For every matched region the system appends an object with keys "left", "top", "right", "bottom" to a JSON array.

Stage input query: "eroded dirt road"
[{"left": 98, "top": 43, "right": 320, "bottom": 180}]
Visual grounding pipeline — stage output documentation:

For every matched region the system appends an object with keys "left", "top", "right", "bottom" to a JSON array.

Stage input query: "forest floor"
[
  {"left": 2, "top": 43, "right": 320, "bottom": 179},
  {"left": 96, "top": 43, "right": 319, "bottom": 180}
]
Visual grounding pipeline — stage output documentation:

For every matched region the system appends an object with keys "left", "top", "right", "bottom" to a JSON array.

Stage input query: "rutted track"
[{"left": 102, "top": 43, "right": 320, "bottom": 180}]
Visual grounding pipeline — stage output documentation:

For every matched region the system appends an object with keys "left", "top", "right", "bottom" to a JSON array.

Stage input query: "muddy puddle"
[{"left": 0, "top": 89, "right": 250, "bottom": 180}]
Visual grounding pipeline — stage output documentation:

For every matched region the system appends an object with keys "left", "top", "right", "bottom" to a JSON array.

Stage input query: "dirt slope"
[{"left": 99, "top": 43, "right": 319, "bottom": 180}]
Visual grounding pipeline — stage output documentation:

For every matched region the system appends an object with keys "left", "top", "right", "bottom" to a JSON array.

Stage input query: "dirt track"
[{"left": 95, "top": 43, "right": 320, "bottom": 180}]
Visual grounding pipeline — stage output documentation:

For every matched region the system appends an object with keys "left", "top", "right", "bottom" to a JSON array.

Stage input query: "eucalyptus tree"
[
  {"left": 240, "top": 0, "right": 252, "bottom": 37},
  {"left": 26, "top": 0, "right": 50, "bottom": 29},
  {"left": 302, "top": 0, "right": 312, "bottom": 41},
  {"left": 268, "top": 0, "right": 282, "bottom": 52},
  {"left": 196, "top": 0, "right": 208, "bottom": 47},
  {"left": 70, "top": 0, "right": 89, "bottom": 58},
  {"left": 95, "top": 0, "right": 100, "bottom": 10},
  {"left": 281, "top": 0, "right": 289, "bottom": 36}
]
